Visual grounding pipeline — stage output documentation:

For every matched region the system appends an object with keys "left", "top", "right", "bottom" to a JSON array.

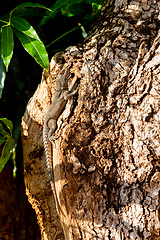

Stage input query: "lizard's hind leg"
[{"left": 48, "top": 119, "right": 58, "bottom": 141}]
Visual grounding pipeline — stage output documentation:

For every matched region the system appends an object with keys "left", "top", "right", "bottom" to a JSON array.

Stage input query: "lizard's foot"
[{"left": 49, "top": 133, "right": 59, "bottom": 142}]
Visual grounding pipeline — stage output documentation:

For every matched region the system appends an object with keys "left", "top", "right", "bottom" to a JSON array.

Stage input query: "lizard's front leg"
[{"left": 64, "top": 88, "right": 78, "bottom": 100}]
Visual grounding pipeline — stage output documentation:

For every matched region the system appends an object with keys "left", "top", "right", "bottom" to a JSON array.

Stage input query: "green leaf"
[
  {"left": 0, "top": 137, "right": 5, "bottom": 145},
  {"left": 9, "top": 2, "right": 54, "bottom": 27},
  {"left": 61, "top": 3, "right": 85, "bottom": 17},
  {"left": 11, "top": 17, "right": 41, "bottom": 41},
  {"left": 1, "top": 25, "right": 14, "bottom": 71},
  {"left": 69, "top": 0, "right": 81, "bottom": 3},
  {"left": 0, "top": 154, "right": 12, "bottom": 172},
  {"left": 0, "top": 122, "right": 9, "bottom": 138},
  {"left": 10, "top": 2, "right": 53, "bottom": 17},
  {"left": 0, "top": 137, "right": 14, "bottom": 172},
  {"left": 92, "top": 2, "right": 103, "bottom": 12},
  {"left": 12, "top": 2, "right": 48, "bottom": 8},
  {"left": 0, "top": 118, "right": 14, "bottom": 172},
  {"left": 50, "top": 0, "right": 68, "bottom": 12},
  {"left": 0, "top": 118, "right": 13, "bottom": 133},
  {"left": 39, "top": 11, "right": 59, "bottom": 26},
  {"left": 2, "top": 137, "right": 14, "bottom": 157},
  {"left": 0, "top": 122, "right": 4, "bottom": 133},
  {"left": 14, "top": 29, "right": 49, "bottom": 71},
  {"left": 0, "top": 54, "right": 6, "bottom": 98},
  {"left": 40, "top": 0, "right": 67, "bottom": 26}
]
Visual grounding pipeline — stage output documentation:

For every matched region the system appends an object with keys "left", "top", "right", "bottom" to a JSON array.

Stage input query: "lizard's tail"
[
  {"left": 43, "top": 125, "right": 62, "bottom": 215},
  {"left": 43, "top": 126, "right": 52, "bottom": 176}
]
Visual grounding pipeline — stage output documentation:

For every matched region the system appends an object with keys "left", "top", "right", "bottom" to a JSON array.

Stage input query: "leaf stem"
[
  {"left": 0, "top": 20, "right": 9, "bottom": 25},
  {"left": 46, "top": 25, "right": 80, "bottom": 48}
]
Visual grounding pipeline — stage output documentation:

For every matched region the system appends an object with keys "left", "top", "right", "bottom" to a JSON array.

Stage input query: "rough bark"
[{"left": 21, "top": 0, "right": 160, "bottom": 239}]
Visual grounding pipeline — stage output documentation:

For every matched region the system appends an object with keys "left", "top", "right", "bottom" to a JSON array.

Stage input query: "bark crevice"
[{"left": 21, "top": 1, "right": 160, "bottom": 239}]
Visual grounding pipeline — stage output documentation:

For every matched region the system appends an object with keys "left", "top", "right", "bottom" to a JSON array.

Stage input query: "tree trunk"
[{"left": 21, "top": 0, "right": 160, "bottom": 239}]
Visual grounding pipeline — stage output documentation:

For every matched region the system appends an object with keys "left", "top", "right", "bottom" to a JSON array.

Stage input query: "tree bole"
[{"left": 21, "top": 0, "right": 160, "bottom": 239}]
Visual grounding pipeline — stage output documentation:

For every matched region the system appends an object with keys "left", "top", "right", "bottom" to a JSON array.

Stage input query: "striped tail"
[{"left": 43, "top": 125, "right": 62, "bottom": 215}]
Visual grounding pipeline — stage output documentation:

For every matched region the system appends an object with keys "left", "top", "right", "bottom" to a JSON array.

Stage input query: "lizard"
[{"left": 43, "top": 66, "right": 78, "bottom": 215}]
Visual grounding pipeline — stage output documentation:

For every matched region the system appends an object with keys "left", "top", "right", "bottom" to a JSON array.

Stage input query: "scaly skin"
[{"left": 43, "top": 67, "right": 77, "bottom": 215}]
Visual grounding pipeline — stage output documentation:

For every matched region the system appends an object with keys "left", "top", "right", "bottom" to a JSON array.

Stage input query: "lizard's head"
[{"left": 56, "top": 68, "right": 69, "bottom": 91}]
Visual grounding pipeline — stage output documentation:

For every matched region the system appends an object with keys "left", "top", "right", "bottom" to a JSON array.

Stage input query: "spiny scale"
[
  {"left": 43, "top": 125, "right": 61, "bottom": 214},
  {"left": 43, "top": 127, "right": 52, "bottom": 176}
]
